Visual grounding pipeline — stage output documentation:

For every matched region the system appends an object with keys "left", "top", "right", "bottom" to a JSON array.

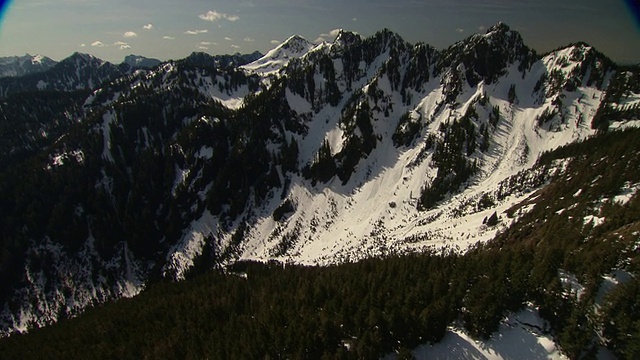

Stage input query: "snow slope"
[
  {"left": 384, "top": 308, "right": 567, "bottom": 360},
  {"left": 226, "top": 46, "right": 608, "bottom": 266},
  {"left": 161, "top": 30, "right": 639, "bottom": 276}
]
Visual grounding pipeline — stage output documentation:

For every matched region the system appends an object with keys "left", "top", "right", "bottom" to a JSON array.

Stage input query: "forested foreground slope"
[{"left": 1, "top": 129, "right": 639, "bottom": 359}]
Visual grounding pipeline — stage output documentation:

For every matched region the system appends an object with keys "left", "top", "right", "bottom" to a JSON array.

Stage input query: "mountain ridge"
[
  {"left": 0, "top": 23, "right": 638, "bottom": 340},
  {"left": 0, "top": 54, "right": 57, "bottom": 78},
  {"left": 0, "top": 52, "right": 222, "bottom": 97}
]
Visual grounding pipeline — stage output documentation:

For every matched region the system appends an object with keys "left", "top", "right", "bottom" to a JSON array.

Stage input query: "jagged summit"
[
  {"left": 482, "top": 22, "right": 526, "bottom": 49},
  {"left": 375, "top": 28, "right": 404, "bottom": 41},
  {"left": 485, "top": 21, "right": 511, "bottom": 34},
  {"left": 446, "top": 22, "right": 528, "bottom": 56},
  {"left": 367, "top": 28, "right": 409, "bottom": 51},
  {"left": 332, "top": 29, "right": 361, "bottom": 48},
  {"left": 439, "top": 22, "right": 534, "bottom": 86}
]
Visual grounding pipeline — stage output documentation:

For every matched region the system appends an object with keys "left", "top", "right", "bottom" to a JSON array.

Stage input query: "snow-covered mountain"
[
  {"left": 0, "top": 52, "right": 265, "bottom": 99},
  {"left": 0, "top": 54, "right": 57, "bottom": 78},
  {"left": 241, "top": 35, "right": 316, "bottom": 75},
  {"left": 0, "top": 23, "right": 639, "bottom": 339},
  {"left": 0, "top": 52, "right": 125, "bottom": 97},
  {"left": 166, "top": 24, "right": 630, "bottom": 274}
]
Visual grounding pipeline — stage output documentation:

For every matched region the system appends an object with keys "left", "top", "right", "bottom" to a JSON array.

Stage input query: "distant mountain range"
[
  {"left": 0, "top": 52, "right": 264, "bottom": 97},
  {"left": 0, "top": 53, "right": 162, "bottom": 79},
  {"left": 0, "top": 54, "right": 57, "bottom": 78},
  {"left": 0, "top": 22, "right": 639, "bottom": 358}
]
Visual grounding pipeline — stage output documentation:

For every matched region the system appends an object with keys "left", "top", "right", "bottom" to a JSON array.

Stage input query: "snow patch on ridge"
[
  {"left": 100, "top": 110, "right": 116, "bottom": 162},
  {"left": 163, "top": 210, "right": 220, "bottom": 280}
]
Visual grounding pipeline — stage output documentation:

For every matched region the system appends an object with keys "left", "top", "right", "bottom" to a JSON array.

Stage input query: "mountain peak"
[
  {"left": 441, "top": 21, "right": 533, "bottom": 86},
  {"left": 481, "top": 22, "right": 525, "bottom": 48},
  {"left": 486, "top": 21, "right": 511, "bottom": 34},
  {"left": 184, "top": 51, "right": 217, "bottom": 66},
  {"left": 371, "top": 28, "right": 408, "bottom": 50},
  {"left": 333, "top": 29, "right": 361, "bottom": 47},
  {"left": 376, "top": 28, "right": 401, "bottom": 38},
  {"left": 284, "top": 34, "right": 308, "bottom": 42},
  {"left": 278, "top": 35, "right": 314, "bottom": 53},
  {"left": 122, "top": 54, "right": 161, "bottom": 69},
  {"left": 66, "top": 52, "right": 102, "bottom": 65},
  {"left": 69, "top": 51, "right": 92, "bottom": 59},
  {"left": 242, "top": 35, "right": 314, "bottom": 75}
]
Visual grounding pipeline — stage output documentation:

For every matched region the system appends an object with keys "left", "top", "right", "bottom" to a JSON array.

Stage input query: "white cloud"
[
  {"left": 114, "top": 41, "right": 131, "bottom": 50},
  {"left": 163, "top": 36, "right": 175, "bottom": 40},
  {"left": 224, "top": 36, "right": 232, "bottom": 41},
  {"left": 244, "top": 37, "right": 255, "bottom": 42},
  {"left": 199, "top": 10, "right": 239, "bottom": 22},
  {"left": 200, "top": 41, "right": 211, "bottom": 45},
  {"left": 231, "top": 44, "right": 240, "bottom": 49},
  {"left": 185, "top": 29, "right": 208, "bottom": 35},
  {"left": 478, "top": 26, "right": 487, "bottom": 31},
  {"left": 80, "top": 43, "right": 86, "bottom": 47},
  {"left": 200, "top": 10, "right": 223, "bottom": 22},
  {"left": 352, "top": 17, "right": 357, "bottom": 21},
  {"left": 270, "top": 40, "right": 280, "bottom": 45},
  {"left": 91, "top": 41, "right": 106, "bottom": 47},
  {"left": 143, "top": 24, "right": 153, "bottom": 30},
  {"left": 319, "top": 29, "right": 342, "bottom": 40},
  {"left": 198, "top": 46, "right": 208, "bottom": 50},
  {"left": 329, "top": 29, "right": 342, "bottom": 37},
  {"left": 124, "top": 31, "right": 138, "bottom": 38},
  {"left": 316, "top": 29, "right": 342, "bottom": 43},
  {"left": 456, "top": 28, "right": 464, "bottom": 33}
]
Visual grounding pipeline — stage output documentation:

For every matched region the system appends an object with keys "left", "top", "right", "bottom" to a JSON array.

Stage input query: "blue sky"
[{"left": 1, "top": 0, "right": 639, "bottom": 64}]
